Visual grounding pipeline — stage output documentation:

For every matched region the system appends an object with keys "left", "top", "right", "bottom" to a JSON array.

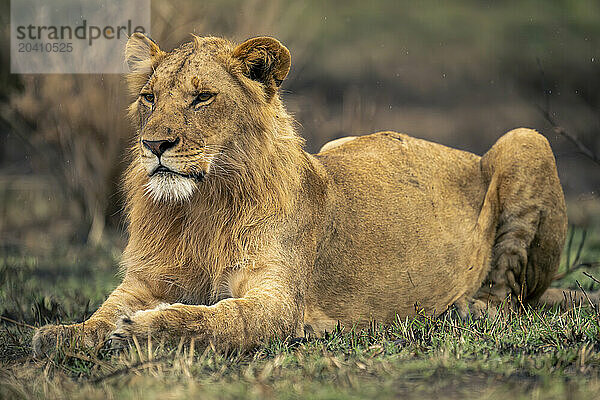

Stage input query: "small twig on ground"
[
  {"left": 63, "top": 351, "right": 114, "bottom": 371},
  {"left": 0, "top": 315, "right": 36, "bottom": 330},
  {"left": 553, "top": 227, "right": 596, "bottom": 281},
  {"left": 537, "top": 106, "right": 600, "bottom": 165},
  {"left": 535, "top": 59, "right": 600, "bottom": 166}
]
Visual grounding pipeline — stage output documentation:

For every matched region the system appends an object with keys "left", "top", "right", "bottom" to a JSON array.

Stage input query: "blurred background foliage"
[{"left": 0, "top": 0, "right": 599, "bottom": 248}]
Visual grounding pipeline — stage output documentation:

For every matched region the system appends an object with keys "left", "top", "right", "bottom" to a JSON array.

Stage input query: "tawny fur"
[{"left": 32, "top": 34, "right": 584, "bottom": 357}]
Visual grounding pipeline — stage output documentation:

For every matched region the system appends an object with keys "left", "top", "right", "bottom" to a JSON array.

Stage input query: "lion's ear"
[
  {"left": 125, "top": 33, "right": 165, "bottom": 94},
  {"left": 232, "top": 37, "right": 291, "bottom": 89}
]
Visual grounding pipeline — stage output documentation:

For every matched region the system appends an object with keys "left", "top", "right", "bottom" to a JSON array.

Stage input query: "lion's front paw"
[
  {"left": 32, "top": 324, "right": 74, "bottom": 358},
  {"left": 32, "top": 321, "right": 112, "bottom": 358}
]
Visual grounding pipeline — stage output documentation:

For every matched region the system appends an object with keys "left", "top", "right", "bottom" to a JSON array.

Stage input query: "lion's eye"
[
  {"left": 141, "top": 93, "right": 155, "bottom": 104},
  {"left": 191, "top": 92, "right": 215, "bottom": 108},
  {"left": 197, "top": 93, "right": 213, "bottom": 102}
]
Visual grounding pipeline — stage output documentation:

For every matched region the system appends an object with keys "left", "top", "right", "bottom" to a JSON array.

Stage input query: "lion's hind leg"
[{"left": 471, "top": 128, "right": 567, "bottom": 313}]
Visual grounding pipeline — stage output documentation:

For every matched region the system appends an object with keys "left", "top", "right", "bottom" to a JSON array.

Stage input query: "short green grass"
[{"left": 1, "top": 226, "right": 599, "bottom": 400}]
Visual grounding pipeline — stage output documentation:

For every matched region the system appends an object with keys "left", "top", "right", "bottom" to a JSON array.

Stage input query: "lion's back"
[{"left": 315, "top": 131, "right": 483, "bottom": 207}]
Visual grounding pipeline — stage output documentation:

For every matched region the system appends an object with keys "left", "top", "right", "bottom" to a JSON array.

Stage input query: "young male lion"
[{"left": 33, "top": 34, "right": 576, "bottom": 356}]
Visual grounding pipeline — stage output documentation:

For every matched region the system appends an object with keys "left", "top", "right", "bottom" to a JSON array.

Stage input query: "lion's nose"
[{"left": 142, "top": 138, "right": 179, "bottom": 157}]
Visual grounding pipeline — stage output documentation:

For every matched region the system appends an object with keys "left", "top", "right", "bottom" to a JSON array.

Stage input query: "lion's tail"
[{"left": 538, "top": 287, "right": 600, "bottom": 309}]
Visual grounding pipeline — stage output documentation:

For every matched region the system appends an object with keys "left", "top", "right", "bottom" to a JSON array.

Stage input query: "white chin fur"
[{"left": 144, "top": 173, "right": 196, "bottom": 202}]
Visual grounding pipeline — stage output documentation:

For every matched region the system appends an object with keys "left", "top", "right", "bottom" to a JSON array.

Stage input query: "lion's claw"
[{"left": 107, "top": 315, "right": 135, "bottom": 348}]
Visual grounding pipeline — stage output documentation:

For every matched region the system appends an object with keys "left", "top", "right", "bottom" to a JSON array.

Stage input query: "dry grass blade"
[
  {"left": 132, "top": 335, "right": 144, "bottom": 363},
  {"left": 575, "top": 280, "right": 598, "bottom": 313},
  {"left": 583, "top": 271, "right": 600, "bottom": 285},
  {"left": 88, "top": 354, "right": 172, "bottom": 384}
]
